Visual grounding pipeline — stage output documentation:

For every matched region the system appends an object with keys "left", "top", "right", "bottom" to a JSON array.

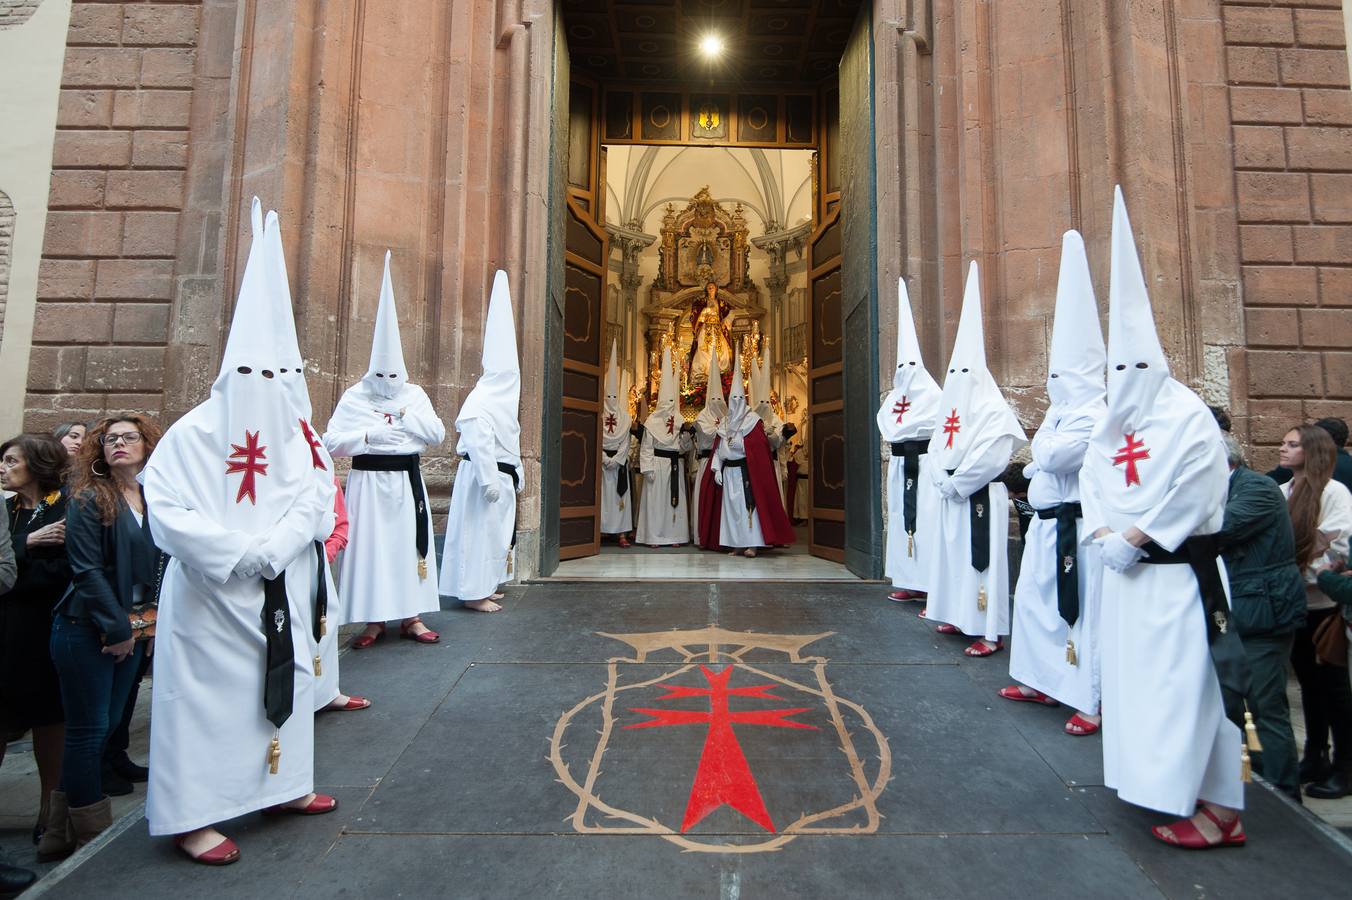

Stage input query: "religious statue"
[{"left": 689, "top": 281, "right": 734, "bottom": 385}]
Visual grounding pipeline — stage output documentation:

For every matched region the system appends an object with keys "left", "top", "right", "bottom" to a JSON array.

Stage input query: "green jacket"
[
  {"left": 1216, "top": 466, "right": 1307, "bottom": 637},
  {"left": 1316, "top": 569, "right": 1352, "bottom": 615}
]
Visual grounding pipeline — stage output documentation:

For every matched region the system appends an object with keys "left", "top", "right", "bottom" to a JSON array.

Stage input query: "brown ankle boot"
[
  {"left": 36, "top": 790, "right": 74, "bottom": 861},
  {"left": 69, "top": 797, "right": 112, "bottom": 850}
]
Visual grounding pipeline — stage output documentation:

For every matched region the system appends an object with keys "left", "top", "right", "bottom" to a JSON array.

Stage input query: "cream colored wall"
[{"left": 0, "top": 0, "right": 71, "bottom": 437}]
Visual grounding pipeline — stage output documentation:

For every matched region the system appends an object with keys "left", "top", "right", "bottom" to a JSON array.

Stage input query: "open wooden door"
[
  {"left": 558, "top": 74, "right": 608, "bottom": 560},
  {"left": 807, "top": 82, "right": 846, "bottom": 563}
]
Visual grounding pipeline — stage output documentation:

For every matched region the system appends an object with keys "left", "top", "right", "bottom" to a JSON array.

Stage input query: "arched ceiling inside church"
[{"left": 562, "top": 0, "right": 862, "bottom": 86}]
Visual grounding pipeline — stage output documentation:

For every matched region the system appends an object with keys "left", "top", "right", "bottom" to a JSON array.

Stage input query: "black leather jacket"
[{"left": 57, "top": 490, "right": 166, "bottom": 644}]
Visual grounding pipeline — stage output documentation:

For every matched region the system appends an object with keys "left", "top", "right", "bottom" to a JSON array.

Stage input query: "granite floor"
[{"left": 13, "top": 582, "right": 1352, "bottom": 899}]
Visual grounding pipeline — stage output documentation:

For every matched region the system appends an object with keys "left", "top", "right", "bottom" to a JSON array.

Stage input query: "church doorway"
[{"left": 540, "top": 0, "right": 881, "bottom": 581}]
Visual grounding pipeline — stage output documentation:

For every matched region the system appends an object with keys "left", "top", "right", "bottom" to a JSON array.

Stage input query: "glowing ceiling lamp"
[{"left": 699, "top": 33, "right": 725, "bottom": 59}]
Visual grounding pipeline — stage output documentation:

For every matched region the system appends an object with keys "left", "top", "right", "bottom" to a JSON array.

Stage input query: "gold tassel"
[
  {"left": 268, "top": 733, "right": 281, "bottom": 775},
  {"left": 1241, "top": 745, "right": 1252, "bottom": 782},
  {"left": 417, "top": 557, "right": 427, "bottom": 580},
  {"left": 319, "top": 615, "right": 327, "bottom": 638},
  {"left": 1065, "top": 639, "right": 1078, "bottom": 666},
  {"left": 977, "top": 584, "right": 987, "bottom": 613},
  {"left": 907, "top": 532, "right": 914, "bottom": 558},
  {"left": 1244, "top": 711, "right": 1263, "bottom": 752},
  {"left": 619, "top": 498, "right": 624, "bottom": 511},
  {"left": 313, "top": 655, "right": 322, "bottom": 677}
]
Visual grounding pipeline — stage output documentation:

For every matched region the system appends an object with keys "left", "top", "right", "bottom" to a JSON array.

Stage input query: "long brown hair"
[
  {"left": 1287, "top": 424, "right": 1337, "bottom": 570},
  {"left": 70, "top": 415, "right": 163, "bottom": 525}
]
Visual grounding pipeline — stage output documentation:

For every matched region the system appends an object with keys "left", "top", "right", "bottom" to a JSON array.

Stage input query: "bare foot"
[
  {"left": 743, "top": 548, "right": 758, "bottom": 558},
  {"left": 490, "top": 592, "right": 505, "bottom": 601},
  {"left": 323, "top": 693, "right": 371, "bottom": 711},
  {"left": 464, "top": 598, "right": 502, "bottom": 612},
  {"left": 177, "top": 826, "right": 231, "bottom": 858},
  {"left": 284, "top": 792, "right": 318, "bottom": 810},
  {"left": 401, "top": 618, "right": 433, "bottom": 637}
]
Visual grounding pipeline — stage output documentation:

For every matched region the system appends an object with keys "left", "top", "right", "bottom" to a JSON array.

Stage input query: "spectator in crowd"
[
  {"left": 1215, "top": 434, "right": 1306, "bottom": 799},
  {"left": 1280, "top": 424, "right": 1352, "bottom": 799},
  {"left": 0, "top": 510, "right": 35, "bottom": 895},
  {"left": 43, "top": 416, "right": 166, "bottom": 859},
  {"left": 1313, "top": 561, "right": 1351, "bottom": 670},
  {"left": 1269, "top": 417, "right": 1352, "bottom": 496},
  {"left": 52, "top": 422, "right": 88, "bottom": 460},
  {"left": 1208, "top": 406, "right": 1232, "bottom": 433},
  {"left": 0, "top": 434, "right": 71, "bottom": 852}
]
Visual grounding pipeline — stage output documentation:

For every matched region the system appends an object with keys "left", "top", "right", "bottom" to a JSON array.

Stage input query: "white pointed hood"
[
  {"left": 262, "top": 207, "right": 333, "bottom": 474},
  {"left": 143, "top": 197, "right": 313, "bottom": 534},
  {"left": 365, "top": 251, "right": 408, "bottom": 399},
  {"left": 720, "top": 341, "right": 756, "bottom": 439},
  {"left": 695, "top": 336, "right": 728, "bottom": 440},
  {"left": 753, "top": 339, "right": 784, "bottom": 432},
  {"left": 877, "top": 276, "right": 942, "bottom": 442},
  {"left": 456, "top": 270, "right": 521, "bottom": 464},
  {"left": 927, "top": 261, "right": 1025, "bottom": 469},
  {"left": 1047, "top": 230, "right": 1106, "bottom": 414},
  {"left": 642, "top": 344, "right": 682, "bottom": 448},
  {"left": 602, "top": 338, "right": 631, "bottom": 452}
]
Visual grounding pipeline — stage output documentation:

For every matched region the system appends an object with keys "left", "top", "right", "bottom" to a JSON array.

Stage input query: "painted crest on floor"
[{"left": 549, "top": 626, "right": 890, "bottom": 853}]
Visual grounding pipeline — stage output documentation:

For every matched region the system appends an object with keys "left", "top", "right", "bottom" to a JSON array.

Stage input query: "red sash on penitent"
[
  {"left": 697, "top": 437, "right": 724, "bottom": 549},
  {"left": 743, "top": 422, "right": 795, "bottom": 546}
]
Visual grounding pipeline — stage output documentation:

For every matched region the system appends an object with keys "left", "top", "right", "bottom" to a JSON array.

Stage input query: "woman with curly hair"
[{"left": 0, "top": 433, "right": 71, "bottom": 851}]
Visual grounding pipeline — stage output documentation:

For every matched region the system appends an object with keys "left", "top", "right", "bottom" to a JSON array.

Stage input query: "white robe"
[
  {"left": 883, "top": 451, "right": 940, "bottom": 593},
  {"left": 923, "top": 434, "right": 1018, "bottom": 641},
  {"left": 440, "top": 416, "right": 520, "bottom": 601},
  {"left": 600, "top": 433, "right": 633, "bottom": 535},
  {"left": 636, "top": 426, "right": 692, "bottom": 546},
  {"left": 713, "top": 430, "right": 766, "bottom": 549},
  {"left": 324, "top": 383, "right": 444, "bottom": 624},
  {"left": 1082, "top": 392, "right": 1242, "bottom": 816},
  {"left": 144, "top": 428, "right": 330, "bottom": 835},
  {"left": 1009, "top": 411, "right": 1102, "bottom": 713}
]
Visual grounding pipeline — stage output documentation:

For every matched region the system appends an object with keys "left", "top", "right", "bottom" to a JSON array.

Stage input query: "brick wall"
[
  {"left": 26, "top": 0, "right": 199, "bottom": 429},
  {"left": 0, "top": 190, "right": 12, "bottom": 342},
  {"left": 0, "top": 0, "right": 45, "bottom": 29},
  {"left": 1226, "top": 0, "right": 1352, "bottom": 465}
]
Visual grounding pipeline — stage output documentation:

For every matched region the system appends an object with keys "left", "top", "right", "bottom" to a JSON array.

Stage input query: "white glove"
[
  {"left": 938, "top": 478, "right": 961, "bottom": 501},
  {"left": 483, "top": 485, "right": 501, "bottom": 504},
  {"left": 1098, "top": 532, "right": 1146, "bottom": 573},
  {"left": 367, "top": 427, "right": 404, "bottom": 451},
  {"left": 713, "top": 468, "right": 723, "bottom": 486},
  {"left": 233, "top": 538, "right": 269, "bottom": 579}
]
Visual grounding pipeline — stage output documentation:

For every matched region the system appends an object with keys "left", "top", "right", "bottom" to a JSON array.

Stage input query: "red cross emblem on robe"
[
  {"left": 665, "top": 415, "right": 676, "bottom": 436},
  {"left": 943, "top": 409, "right": 961, "bottom": 449},
  {"left": 300, "top": 418, "right": 326, "bottom": 471},
  {"left": 225, "top": 430, "right": 268, "bottom": 504},
  {"left": 1113, "top": 432, "right": 1150, "bottom": 487},
  {"left": 605, "top": 413, "right": 617, "bottom": 434},
  {"left": 892, "top": 396, "right": 911, "bottom": 425}
]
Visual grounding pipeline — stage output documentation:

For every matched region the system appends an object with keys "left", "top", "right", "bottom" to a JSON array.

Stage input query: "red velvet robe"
[{"left": 698, "top": 422, "right": 795, "bottom": 548}]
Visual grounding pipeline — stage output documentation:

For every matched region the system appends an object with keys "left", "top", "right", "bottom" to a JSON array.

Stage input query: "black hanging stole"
[
  {"left": 1141, "top": 536, "right": 1252, "bottom": 713},
  {"left": 312, "top": 541, "right": 328, "bottom": 643},
  {"left": 1035, "top": 502, "right": 1083, "bottom": 628},
  {"left": 261, "top": 575, "right": 294, "bottom": 731},
  {"left": 723, "top": 458, "right": 755, "bottom": 516},
  {"left": 655, "top": 448, "right": 682, "bottom": 508},
  {"left": 891, "top": 440, "right": 927, "bottom": 537},
  {"left": 605, "top": 448, "right": 629, "bottom": 497},
  {"left": 351, "top": 454, "right": 429, "bottom": 564},
  {"left": 949, "top": 468, "right": 992, "bottom": 573}
]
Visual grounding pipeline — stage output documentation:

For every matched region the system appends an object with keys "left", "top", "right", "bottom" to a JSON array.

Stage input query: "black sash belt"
[
  {"left": 460, "top": 454, "right": 520, "bottom": 548},
  {"left": 352, "top": 454, "right": 428, "bottom": 563},
  {"left": 1036, "top": 502, "right": 1083, "bottom": 628},
  {"left": 604, "top": 448, "right": 629, "bottom": 497},
  {"left": 1140, "top": 535, "right": 1251, "bottom": 712},
  {"left": 697, "top": 449, "right": 713, "bottom": 459},
  {"left": 892, "top": 440, "right": 928, "bottom": 538},
  {"left": 312, "top": 540, "right": 327, "bottom": 643},
  {"left": 723, "top": 458, "right": 755, "bottom": 515},
  {"left": 949, "top": 469, "right": 991, "bottom": 573},
  {"left": 655, "top": 448, "right": 682, "bottom": 508},
  {"left": 262, "top": 575, "right": 294, "bottom": 731}
]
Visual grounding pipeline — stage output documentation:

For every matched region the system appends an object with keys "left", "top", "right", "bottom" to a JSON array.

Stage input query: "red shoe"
[
  {"left": 618, "top": 536, "right": 631, "bottom": 548},
  {"left": 935, "top": 623, "right": 960, "bottom": 635},
  {"left": 888, "top": 589, "right": 926, "bottom": 602},
  {"left": 323, "top": 695, "right": 371, "bottom": 712},
  {"left": 265, "top": 793, "right": 338, "bottom": 816},
  {"left": 964, "top": 639, "right": 1003, "bottom": 657},
  {"left": 1151, "top": 806, "right": 1245, "bottom": 849},
  {"left": 400, "top": 619, "right": 440, "bottom": 643},
  {"left": 350, "top": 623, "right": 385, "bottom": 650},
  {"left": 999, "top": 685, "right": 1059, "bottom": 706},
  {"left": 1064, "top": 713, "right": 1100, "bottom": 736},
  {"left": 174, "top": 834, "right": 240, "bottom": 866}
]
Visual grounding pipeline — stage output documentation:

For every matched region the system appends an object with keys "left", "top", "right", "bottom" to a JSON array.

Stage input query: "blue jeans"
[{"left": 49, "top": 616, "right": 144, "bottom": 807}]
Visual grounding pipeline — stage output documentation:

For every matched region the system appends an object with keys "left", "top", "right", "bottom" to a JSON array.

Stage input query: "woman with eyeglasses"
[
  {"left": 0, "top": 433, "right": 71, "bottom": 851},
  {"left": 41, "top": 417, "right": 166, "bottom": 858}
]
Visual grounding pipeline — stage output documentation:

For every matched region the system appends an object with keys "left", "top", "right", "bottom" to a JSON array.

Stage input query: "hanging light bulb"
[{"left": 699, "top": 34, "right": 725, "bottom": 58}]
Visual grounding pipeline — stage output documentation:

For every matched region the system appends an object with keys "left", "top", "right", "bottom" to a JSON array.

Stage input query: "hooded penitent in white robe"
[
  {"left": 877, "top": 277, "right": 943, "bottom": 593},
  {"left": 692, "top": 341, "right": 728, "bottom": 534},
  {"left": 1080, "top": 189, "right": 1242, "bottom": 817},
  {"left": 923, "top": 262, "right": 1027, "bottom": 642},
  {"left": 600, "top": 340, "right": 633, "bottom": 536},
  {"left": 440, "top": 271, "right": 523, "bottom": 601},
  {"left": 713, "top": 348, "right": 765, "bottom": 548},
  {"left": 636, "top": 347, "right": 692, "bottom": 546},
  {"left": 143, "top": 199, "right": 332, "bottom": 835},
  {"left": 324, "top": 252, "right": 444, "bottom": 624},
  {"left": 789, "top": 419, "right": 809, "bottom": 521},
  {"left": 752, "top": 343, "right": 788, "bottom": 509},
  {"left": 1009, "top": 232, "right": 1106, "bottom": 713},
  {"left": 262, "top": 208, "right": 343, "bottom": 710}
]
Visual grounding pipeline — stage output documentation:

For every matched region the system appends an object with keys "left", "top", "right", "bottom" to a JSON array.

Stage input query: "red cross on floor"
[
  {"left": 1113, "top": 432, "right": 1150, "bottom": 487},
  {"left": 300, "top": 418, "right": 326, "bottom": 471},
  {"left": 943, "top": 408, "right": 961, "bottom": 449},
  {"left": 892, "top": 396, "right": 911, "bottom": 425},
  {"left": 665, "top": 415, "right": 676, "bottom": 436},
  {"left": 605, "top": 413, "right": 618, "bottom": 434},
  {"left": 626, "top": 665, "right": 817, "bottom": 833},
  {"left": 225, "top": 430, "right": 269, "bottom": 504}
]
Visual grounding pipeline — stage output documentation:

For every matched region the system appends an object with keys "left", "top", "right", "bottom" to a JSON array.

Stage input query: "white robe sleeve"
[
  {"left": 946, "top": 433, "right": 1017, "bottom": 500},
  {"left": 400, "top": 386, "right": 446, "bottom": 448},
  {"left": 323, "top": 387, "right": 372, "bottom": 457},
  {"left": 1132, "top": 436, "right": 1228, "bottom": 552},
  {"left": 457, "top": 416, "right": 500, "bottom": 489},
  {"left": 1079, "top": 465, "right": 1109, "bottom": 540},
  {"left": 639, "top": 429, "right": 656, "bottom": 478},
  {"left": 144, "top": 461, "right": 253, "bottom": 585},
  {"left": 1031, "top": 412, "right": 1095, "bottom": 475},
  {"left": 259, "top": 464, "right": 332, "bottom": 576}
]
